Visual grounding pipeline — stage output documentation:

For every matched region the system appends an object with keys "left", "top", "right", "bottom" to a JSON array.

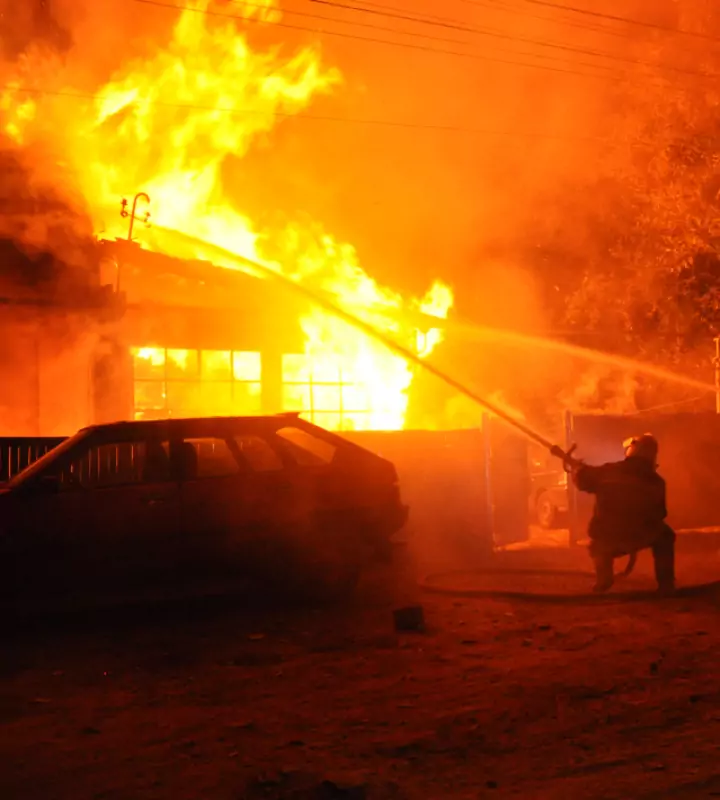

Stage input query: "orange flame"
[{"left": 1, "top": 1, "right": 453, "bottom": 430}]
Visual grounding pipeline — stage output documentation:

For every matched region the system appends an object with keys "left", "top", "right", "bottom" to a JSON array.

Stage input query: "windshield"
[{"left": 7, "top": 430, "right": 91, "bottom": 489}]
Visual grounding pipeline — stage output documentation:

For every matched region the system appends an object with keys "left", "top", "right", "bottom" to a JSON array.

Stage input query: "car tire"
[{"left": 536, "top": 491, "right": 559, "bottom": 530}]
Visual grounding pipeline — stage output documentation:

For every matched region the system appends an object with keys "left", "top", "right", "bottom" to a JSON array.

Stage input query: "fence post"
[
  {"left": 482, "top": 413, "right": 495, "bottom": 548},
  {"left": 564, "top": 409, "right": 580, "bottom": 546}
]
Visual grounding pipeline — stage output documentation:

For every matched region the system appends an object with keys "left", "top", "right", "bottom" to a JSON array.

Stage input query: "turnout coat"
[{"left": 572, "top": 456, "right": 668, "bottom": 557}]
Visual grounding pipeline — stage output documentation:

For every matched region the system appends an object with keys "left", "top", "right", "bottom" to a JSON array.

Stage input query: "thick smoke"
[
  {"left": 0, "top": 0, "right": 715, "bottom": 425},
  {"left": 0, "top": 1, "right": 72, "bottom": 61}
]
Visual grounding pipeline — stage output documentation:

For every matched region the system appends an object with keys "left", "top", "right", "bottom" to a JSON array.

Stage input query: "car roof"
[{"left": 77, "top": 413, "right": 305, "bottom": 439}]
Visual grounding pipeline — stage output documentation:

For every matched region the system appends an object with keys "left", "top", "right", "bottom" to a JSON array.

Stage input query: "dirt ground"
[{"left": 3, "top": 546, "right": 720, "bottom": 800}]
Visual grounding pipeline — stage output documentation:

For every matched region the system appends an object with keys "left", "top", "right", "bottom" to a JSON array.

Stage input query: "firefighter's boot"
[
  {"left": 652, "top": 525, "right": 676, "bottom": 595},
  {"left": 592, "top": 554, "right": 614, "bottom": 593}
]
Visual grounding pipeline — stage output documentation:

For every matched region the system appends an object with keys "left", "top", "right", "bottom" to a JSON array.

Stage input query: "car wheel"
[{"left": 536, "top": 492, "right": 559, "bottom": 530}]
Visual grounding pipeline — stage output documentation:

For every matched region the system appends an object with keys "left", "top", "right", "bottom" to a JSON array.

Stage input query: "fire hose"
[
  {"left": 148, "top": 228, "right": 720, "bottom": 601},
  {"left": 149, "top": 225, "right": 581, "bottom": 469}
]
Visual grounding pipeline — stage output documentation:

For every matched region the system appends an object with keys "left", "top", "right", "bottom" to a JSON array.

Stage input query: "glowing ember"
[{"left": 1, "top": 1, "right": 454, "bottom": 430}]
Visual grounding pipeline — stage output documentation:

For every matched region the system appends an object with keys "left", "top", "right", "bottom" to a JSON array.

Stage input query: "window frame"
[
  {"left": 178, "top": 435, "right": 244, "bottom": 481},
  {"left": 280, "top": 353, "right": 372, "bottom": 432},
  {"left": 272, "top": 424, "right": 338, "bottom": 468},
  {"left": 132, "top": 347, "right": 263, "bottom": 420},
  {"left": 231, "top": 433, "right": 287, "bottom": 474}
]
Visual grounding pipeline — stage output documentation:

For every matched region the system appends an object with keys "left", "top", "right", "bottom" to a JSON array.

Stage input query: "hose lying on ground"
[{"left": 417, "top": 568, "right": 720, "bottom": 604}]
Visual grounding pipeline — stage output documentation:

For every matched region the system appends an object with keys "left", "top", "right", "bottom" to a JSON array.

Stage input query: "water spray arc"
[
  {"left": 147, "top": 225, "right": 568, "bottom": 458},
  {"left": 145, "top": 225, "right": 716, "bottom": 467}
]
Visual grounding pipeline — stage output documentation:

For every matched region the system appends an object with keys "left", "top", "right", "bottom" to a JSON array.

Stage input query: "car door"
[
  {"left": 175, "top": 433, "right": 249, "bottom": 582},
  {"left": 13, "top": 434, "right": 181, "bottom": 598},
  {"left": 177, "top": 431, "right": 306, "bottom": 584}
]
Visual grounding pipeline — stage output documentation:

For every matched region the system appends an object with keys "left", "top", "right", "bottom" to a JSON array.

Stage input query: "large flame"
[{"left": 1, "top": 1, "right": 453, "bottom": 430}]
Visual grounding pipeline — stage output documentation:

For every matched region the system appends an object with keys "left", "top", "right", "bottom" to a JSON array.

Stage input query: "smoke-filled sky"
[
  {"left": 1, "top": 0, "right": 718, "bottom": 418},
  {"left": 0, "top": 0, "right": 695, "bottom": 299}
]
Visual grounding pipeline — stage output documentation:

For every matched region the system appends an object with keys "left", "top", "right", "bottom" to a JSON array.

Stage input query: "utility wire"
[
  {"left": 227, "top": 0, "right": 627, "bottom": 75},
  {"left": 130, "top": 0, "right": 632, "bottom": 82},
  {"left": 454, "top": 0, "right": 641, "bottom": 39},
  {"left": 305, "top": 0, "right": 720, "bottom": 80},
  {"left": 239, "top": 0, "right": 613, "bottom": 70},
  {"left": 132, "top": 0, "right": 711, "bottom": 87},
  {"left": 516, "top": 0, "right": 720, "bottom": 44},
  {"left": 0, "top": 85, "right": 649, "bottom": 146}
]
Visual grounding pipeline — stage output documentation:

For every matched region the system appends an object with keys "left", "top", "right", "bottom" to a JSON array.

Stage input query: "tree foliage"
[{"left": 524, "top": 6, "right": 720, "bottom": 382}]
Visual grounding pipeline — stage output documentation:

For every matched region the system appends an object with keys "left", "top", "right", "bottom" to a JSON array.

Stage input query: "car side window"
[
  {"left": 181, "top": 437, "right": 239, "bottom": 479},
  {"left": 274, "top": 426, "right": 337, "bottom": 467},
  {"left": 61, "top": 440, "right": 172, "bottom": 489},
  {"left": 234, "top": 434, "right": 285, "bottom": 472}
]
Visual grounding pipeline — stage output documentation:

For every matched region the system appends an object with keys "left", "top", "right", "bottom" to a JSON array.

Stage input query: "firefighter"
[{"left": 570, "top": 433, "right": 675, "bottom": 594}]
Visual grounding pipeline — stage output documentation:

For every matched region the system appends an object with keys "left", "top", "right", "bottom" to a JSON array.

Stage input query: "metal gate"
[{"left": 482, "top": 415, "right": 531, "bottom": 546}]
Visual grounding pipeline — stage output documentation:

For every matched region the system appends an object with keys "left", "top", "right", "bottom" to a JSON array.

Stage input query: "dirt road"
[{"left": 2, "top": 557, "right": 720, "bottom": 800}]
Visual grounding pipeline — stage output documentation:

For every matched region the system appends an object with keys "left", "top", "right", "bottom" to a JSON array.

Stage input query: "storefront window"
[{"left": 132, "top": 348, "right": 262, "bottom": 420}]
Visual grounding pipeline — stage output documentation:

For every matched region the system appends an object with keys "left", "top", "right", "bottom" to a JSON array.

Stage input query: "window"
[
  {"left": 280, "top": 353, "right": 372, "bottom": 432},
  {"left": 60, "top": 440, "right": 171, "bottom": 489},
  {"left": 275, "top": 426, "right": 336, "bottom": 467},
  {"left": 234, "top": 435, "right": 284, "bottom": 472},
  {"left": 132, "top": 348, "right": 262, "bottom": 420},
  {"left": 183, "top": 437, "right": 239, "bottom": 479}
]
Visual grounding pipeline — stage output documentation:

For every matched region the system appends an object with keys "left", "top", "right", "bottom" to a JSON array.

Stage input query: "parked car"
[
  {"left": 0, "top": 413, "right": 408, "bottom": 607},
  {"left": 532, "top": 477, "right": 569, "bottom": 530},
  {"left": 528, "top": 446, "right": 569, "bottom": 530}
]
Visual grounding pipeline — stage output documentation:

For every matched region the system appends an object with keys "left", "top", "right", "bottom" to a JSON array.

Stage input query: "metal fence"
[{"left": 0, "top": 437, "right": 67, "bottom": 482}]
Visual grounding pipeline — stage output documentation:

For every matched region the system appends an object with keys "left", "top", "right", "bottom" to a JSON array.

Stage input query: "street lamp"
[
  {"left": 117, "top": 193, "right": 151, "bottom": 292},
  {"left": 120, "top": 192, "right": 151, "bottom": 241}
]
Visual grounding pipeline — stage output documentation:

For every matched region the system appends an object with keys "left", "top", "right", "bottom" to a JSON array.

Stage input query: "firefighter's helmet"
[{"left": 623, "top": 433, "right": 659, "bottom": 465}]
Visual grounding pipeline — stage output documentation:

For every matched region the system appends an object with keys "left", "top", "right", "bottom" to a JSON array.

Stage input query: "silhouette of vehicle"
[
  {"left": 0, "top": 413, "right": 408, "bottom": 607},
  {"left": 529, "top": 446, "right": 569, "bottom": 530}
]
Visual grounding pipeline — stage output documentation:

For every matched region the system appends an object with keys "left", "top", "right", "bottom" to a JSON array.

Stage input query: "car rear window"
[
  {"left": 234, "top": 435, "right": 284, "bottom": 472},
  {"left": 275, "top": 426, "right": 336, "bottom": 466},
  {"left": 66, "top": 441, "right": 170, "bottom": 488},
  {"left": 183, "top": 438, "right": 239, "bottom": 479}
]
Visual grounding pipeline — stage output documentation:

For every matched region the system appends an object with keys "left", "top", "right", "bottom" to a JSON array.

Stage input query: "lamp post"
[{"left": 117, "top": 193, "right": 151, "bottom": 292}]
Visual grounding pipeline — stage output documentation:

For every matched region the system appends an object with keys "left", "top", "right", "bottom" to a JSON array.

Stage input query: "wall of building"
[{"left": 0, "top": 307, "right": 98, "bottom": 436}]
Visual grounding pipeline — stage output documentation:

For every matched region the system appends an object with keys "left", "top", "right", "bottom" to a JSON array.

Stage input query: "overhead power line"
[
  {"left": 133, "top": 0, "right": 712, "bottom": 87},
  {"left": 227, "top": 0, "right": 625, "bottom": 74},
  {"left": 0, "top": 84, "right": 649, "bottom": 147},
  {"left": 454, "top": 0, "right": 642, "bottom": 39},
  {"left": 305, "top": 0, "right": 720, "bottom": 80},
  {"left": 131, "top": 0, "right": 629, "bottom": 82},
  {"left": 516, "top": 0, "right": 720, "bottom": 44}
]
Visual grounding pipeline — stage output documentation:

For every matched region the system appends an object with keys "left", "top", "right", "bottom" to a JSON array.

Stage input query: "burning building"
[
  {"left": 0, "top": 228, "right": 452, "bottom": 436},
  {"left": 0, "top": 2, "right": 454, "bottom": 436}
]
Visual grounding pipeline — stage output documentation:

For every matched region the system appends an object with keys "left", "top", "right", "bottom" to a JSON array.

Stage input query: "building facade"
[{"left": 0, "top": 237, "right": 398, "bottom": 435}]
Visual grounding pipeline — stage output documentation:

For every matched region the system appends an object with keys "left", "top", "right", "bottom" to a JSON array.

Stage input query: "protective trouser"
[
  {"left": 591, "top": 524, "right": 676, "bottom": 593},
  {"left": 651, "top": 524, "right": 675, "bottom": 591}
]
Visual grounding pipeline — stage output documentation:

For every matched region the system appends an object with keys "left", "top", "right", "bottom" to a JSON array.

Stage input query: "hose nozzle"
[{"left": 550, "top": 442, "right": 581, "bottom": 471}]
